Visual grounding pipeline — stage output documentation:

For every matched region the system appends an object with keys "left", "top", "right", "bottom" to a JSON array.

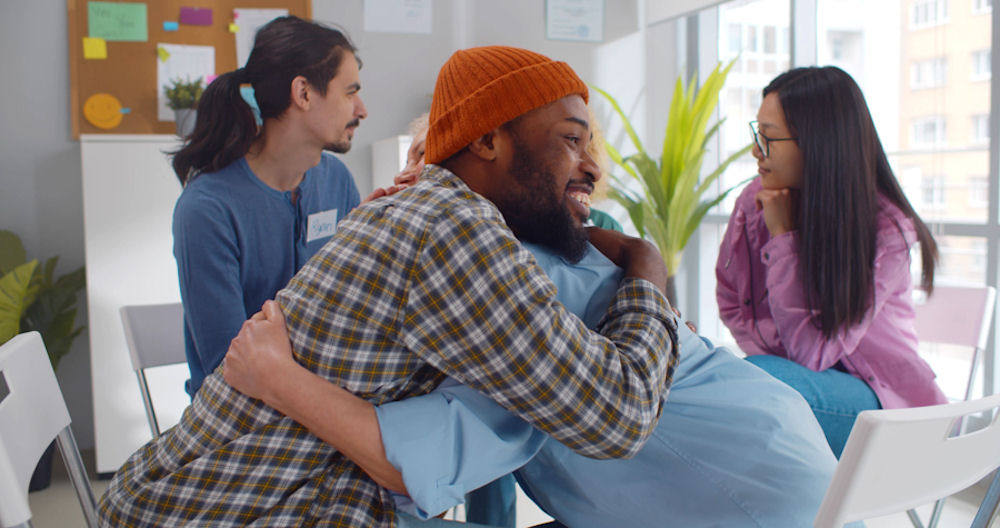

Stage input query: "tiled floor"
[{"left": 27, "top": 449, "right": 998, "bottom": 527}]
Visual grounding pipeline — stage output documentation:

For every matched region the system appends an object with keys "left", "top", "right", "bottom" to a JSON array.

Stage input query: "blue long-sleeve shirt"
[{"left": 172, "top": 153, "right": 360, "bottom": 395}]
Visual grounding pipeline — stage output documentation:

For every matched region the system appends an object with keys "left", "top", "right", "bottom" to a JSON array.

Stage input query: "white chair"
[
  {"left": 913, "top": 285, "right": 997, "bottom": 403},
  {"left": 909, "top": 284, "right": 997, "bottom": 527},
  {"left": 814, "top": 392, "right": 1000, "bottom": 528},
  {"left": 119, "top": 302, "right": 186, "bottom": 438},
  {"left": 0, "top": 331, "right": 98, "bottom": 528}
]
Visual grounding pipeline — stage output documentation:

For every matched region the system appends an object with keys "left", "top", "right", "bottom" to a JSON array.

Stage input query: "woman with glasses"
[{"left": 715, "top": 66, "right": 947, "bottom": 458}]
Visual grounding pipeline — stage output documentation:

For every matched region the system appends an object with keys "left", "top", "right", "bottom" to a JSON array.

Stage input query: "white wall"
[
  {"left": 0, "top": 0, "right": 652, "bottom": 453},
  {"left": 0, "top": 1, "right": 93, "bottom": 449}
]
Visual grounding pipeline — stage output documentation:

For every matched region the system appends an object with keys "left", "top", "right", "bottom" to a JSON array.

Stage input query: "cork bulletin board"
[{"left": 68, "top": 0, "right": 311, "bottom": 137}]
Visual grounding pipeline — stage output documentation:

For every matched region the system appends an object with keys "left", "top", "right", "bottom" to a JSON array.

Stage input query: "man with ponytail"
[{"left": 171, "top": 15, "right": 366, "bottom": 396}]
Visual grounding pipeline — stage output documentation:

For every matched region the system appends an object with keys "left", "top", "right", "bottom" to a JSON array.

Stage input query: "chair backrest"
[
  {"left": 912, "top": 285, "right": 997, "bottom": 401},
  {"left": 913, "top": 285, "right": 996, "bottom": 350},
  {"left": 119, "top": 302, "right": 186, "bottom": 437},
  {"left": 120, "top": 302, "right": 185, "bottom": 370},
  {"left": 814, "top": 392, "right": 1000, "bottom": 527},
  {"left": 0, "top": 332, "right": 98, "bottom": 528}
]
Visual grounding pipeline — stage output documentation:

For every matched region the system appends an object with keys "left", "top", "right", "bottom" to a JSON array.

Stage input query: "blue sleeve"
[
  {"left": 173, "top": 191, "right": 251, "bottom": 380},
  {"left": 375, "top": 381, "right": 547, "bottom": 519}
]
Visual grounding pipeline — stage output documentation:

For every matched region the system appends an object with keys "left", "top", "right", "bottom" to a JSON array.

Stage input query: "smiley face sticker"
[{"left": 83, "top": 93, "right": 124, "bottom": 130}]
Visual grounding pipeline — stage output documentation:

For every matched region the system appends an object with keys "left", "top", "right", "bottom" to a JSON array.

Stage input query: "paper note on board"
[
  {"left": 88, "top": 2, "right": 148, "bottom": 42},
  {"left": 156, "top": 43, "right": 215, "bottom": 121},
  {"left": 83, "top": 37, "right": 107, "bottom": 59},
  {"left": 232, "top": 8, "right": 287, "bottom": 67},
  {"left": 179, "top": 6, "right": 213, "bottom": 26},
  {"left": 363, "top": 0, "right": 432, "bottom": 34}
]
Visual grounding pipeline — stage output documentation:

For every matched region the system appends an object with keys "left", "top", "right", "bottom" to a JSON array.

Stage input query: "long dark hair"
[
  {"left": 764, "top": 66, "right": 937, "bottom": 338},
  {"left": 171, "top": 16, "right": 358, "bottom": 184}
]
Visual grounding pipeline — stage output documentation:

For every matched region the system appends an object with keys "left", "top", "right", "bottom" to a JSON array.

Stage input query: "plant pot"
[
  {"left": 174, "top": 108, "right": 197, "bottom": 137},
  {"left": 28, "top": 441, "right": 56, "bottom": 492},
  {"left": 665, "top": 275, "right": 677, "bottom": 307}
]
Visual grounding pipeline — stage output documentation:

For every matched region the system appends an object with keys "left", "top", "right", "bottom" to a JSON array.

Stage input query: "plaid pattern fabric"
[{"left": 99, "top": 166, "right": 678, "bottom": 527}]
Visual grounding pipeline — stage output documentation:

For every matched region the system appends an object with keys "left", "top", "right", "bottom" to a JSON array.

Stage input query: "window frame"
[{"left": 667, "top": 0, "right": 1000, "bottom": 395}]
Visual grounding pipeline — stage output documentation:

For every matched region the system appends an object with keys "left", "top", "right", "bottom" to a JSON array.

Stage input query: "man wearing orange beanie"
[{"left": 99, "top": 45, "right": 678, "bottom": 528}]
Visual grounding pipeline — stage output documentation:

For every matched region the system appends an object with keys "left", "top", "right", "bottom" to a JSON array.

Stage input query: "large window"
[{"left": 648, "top": 0, "right": 997, "bottom": 392}]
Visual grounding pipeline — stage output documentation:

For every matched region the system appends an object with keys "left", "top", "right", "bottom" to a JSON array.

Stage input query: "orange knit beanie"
[{"left": 425, "top": 46, "right": 589, "bottom": 164}]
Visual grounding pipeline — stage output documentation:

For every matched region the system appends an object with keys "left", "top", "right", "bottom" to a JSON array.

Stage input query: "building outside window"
[
  {"left": 972, "top": 0, "right": 993, "bottom": 15},
  {"left": 973, "top": 114, "right": 991, "bottom": 143},
  {"left": 973, "top": 49, "right": 992, "bottom": 80},
  {"left": 922, "top": 174, "right": 947, "bottom": 208},
  {"left": 969, "top": 175, "right": 989, "bottom": 207},
  {"left": 911, "top": 57, "right": 948, "bottom": 88},
  {"left": 911, "top": 0, "right": 950, "bottom": 28},
  {"left": 912, "top": 116, "right": 948, "bottom": 146}
]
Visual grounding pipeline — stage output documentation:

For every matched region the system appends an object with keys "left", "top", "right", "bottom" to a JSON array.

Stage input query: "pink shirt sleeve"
[
  {"left": 715, "top": 207, "right": 756, "bottom": 349},
  {"left": 761, "top": 227, "right": 913, "bottom": 371}
]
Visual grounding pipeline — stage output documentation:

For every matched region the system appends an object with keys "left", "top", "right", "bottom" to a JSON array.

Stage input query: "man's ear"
[
  {"left": 289, "top": 75, "right": 311, "bottom": 110},
  {"left": 466, "top": 129, "right": 502, "bottom": 161}
]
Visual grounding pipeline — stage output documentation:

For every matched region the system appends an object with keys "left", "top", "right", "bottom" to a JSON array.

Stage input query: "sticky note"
[
  {"left": 83, "top": 37, "right": 107, "bottom": 59},
  {"left": 163, "top": 21, "right": 179, "bottom": 31},
  {"left": 88, "top": 2, "right": 148, "bottom": 42},
  {"left": 228, "top": 22, "right": 240, "bottom": 33},
  {"left": 83, "top": 93, "right": 124, "bottom": 130},
  {"left": 205, "top": 74, "right": 219, "bottom": 85},
  {"left": 157, "top": 46, "right": 171, "bottom": 62},
  {"left": 120, "top": 107, "right": 131, "bottom": 114},
  {"left": 179, "top": 6, "right": 213, "bottom": 26}
]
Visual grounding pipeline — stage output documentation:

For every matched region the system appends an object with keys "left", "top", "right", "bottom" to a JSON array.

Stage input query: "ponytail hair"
[
  {"left": 171, "top": 16, "right": 358, "bottom": 184},
  {"left": 764, "top": 66, "right": 937, "bottom": 338}
]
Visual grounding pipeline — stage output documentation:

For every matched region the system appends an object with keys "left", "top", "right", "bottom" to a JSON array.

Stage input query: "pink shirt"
[{"left": 715, "top": 179, "right": 947, "bottom": 409}]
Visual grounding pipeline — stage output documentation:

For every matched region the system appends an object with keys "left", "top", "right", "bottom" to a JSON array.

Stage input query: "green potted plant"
[
  {"left": 0, "top": 229, "right": 86, "bottom": 490},
  {"left": 164, "top": 77, "right": 204, "bottom": 137},
  {"left": 592, "top": 59, "right": 751, "bottom": 304}
]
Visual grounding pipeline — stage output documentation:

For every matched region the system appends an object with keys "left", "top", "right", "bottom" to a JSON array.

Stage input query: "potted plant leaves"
[
  {"left": 164, "top": 77, "right": 204, "bottom": 137},
  {"left": 592, "top": 59, "right": 752, "bottom": 304},
  {"left": 0, "top": 230, "right": 86, "bottom": 490}
]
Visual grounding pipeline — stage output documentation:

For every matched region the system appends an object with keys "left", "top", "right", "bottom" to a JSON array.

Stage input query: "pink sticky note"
[
  {"left": 205, "top": 74, "right": 219, "bottom": 85},
  {"left": 179, "top": 6, "right": 213, "bottom": 26}
]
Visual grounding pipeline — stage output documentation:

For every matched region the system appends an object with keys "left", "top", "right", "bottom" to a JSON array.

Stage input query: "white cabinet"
[{"left": 81, "top": 134, "right": 187, "bottom": 473}]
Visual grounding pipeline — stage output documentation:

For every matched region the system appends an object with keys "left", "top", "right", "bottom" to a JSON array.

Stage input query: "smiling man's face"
[{"left": 493, "top": 94, "right": 599, "bottom": 262}]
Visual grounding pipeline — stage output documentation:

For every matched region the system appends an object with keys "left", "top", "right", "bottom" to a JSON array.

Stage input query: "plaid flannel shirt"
[{"left": 99, "top": 166, "right": 678, "bottom": 528}]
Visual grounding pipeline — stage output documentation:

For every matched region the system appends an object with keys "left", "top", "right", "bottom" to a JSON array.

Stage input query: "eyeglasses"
[{"left": 749, "top": 121, "right": 797, "bottom": 158}]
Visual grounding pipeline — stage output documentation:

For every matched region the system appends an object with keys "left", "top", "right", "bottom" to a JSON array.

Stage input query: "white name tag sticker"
[{"left": 306, "top": 209, "right": 339, "bottom": 242}]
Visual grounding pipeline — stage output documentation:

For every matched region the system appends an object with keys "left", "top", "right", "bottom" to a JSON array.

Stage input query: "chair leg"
[
  {"left": 56, "top": 428, "right": 99, "bottom": 528},
  {"left": 926, "top": 497, "right": 946, "bottom": 528},
  {"left": 972, "top": 471, "right": 1000, "bottom": 528},
  {"left": 906, "top": 508, "right": 926, "bottom": 528}
]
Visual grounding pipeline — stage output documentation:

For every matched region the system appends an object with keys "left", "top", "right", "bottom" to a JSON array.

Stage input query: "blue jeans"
[
  {"left": 396, "top": 511, "right": 501, "bottom": 528},
  {"left": 746, "top": 355, "right": 881, "bottom": 458},
  {"left": 465, "top": 474, "right": 516, "bottom": 528}
]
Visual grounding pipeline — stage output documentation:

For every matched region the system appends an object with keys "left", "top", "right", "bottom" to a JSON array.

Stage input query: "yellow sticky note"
[
  {"left": 228, "top": 22, "right": 240, "bottom": 33},
  {"left": 157, "top": 46, "right": 170, "bottom": 62},
  {"left": 83, "top": 37, "right": 107, "bottom": 60}
]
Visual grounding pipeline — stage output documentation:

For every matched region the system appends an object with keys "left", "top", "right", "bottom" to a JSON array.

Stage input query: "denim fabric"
[
  {"left": 746, "top": 354, "right": 881, "bottom": 458},
  {"left": 396, "top": 511, "right": 500, "bottom": 528},
  {"left": 465, "top": 474, "right": 516, "bottom": 528}
]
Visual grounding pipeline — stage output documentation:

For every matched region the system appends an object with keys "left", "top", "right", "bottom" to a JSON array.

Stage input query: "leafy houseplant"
[
  {"left": 592, "top": 59, "right": 752, "bottom": 303},
  {"left": 0, "top": 229, "right": 86, "bottom": 490},
  {"left": 164, "top": 77, "right": 204, "bottom": 137}
]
